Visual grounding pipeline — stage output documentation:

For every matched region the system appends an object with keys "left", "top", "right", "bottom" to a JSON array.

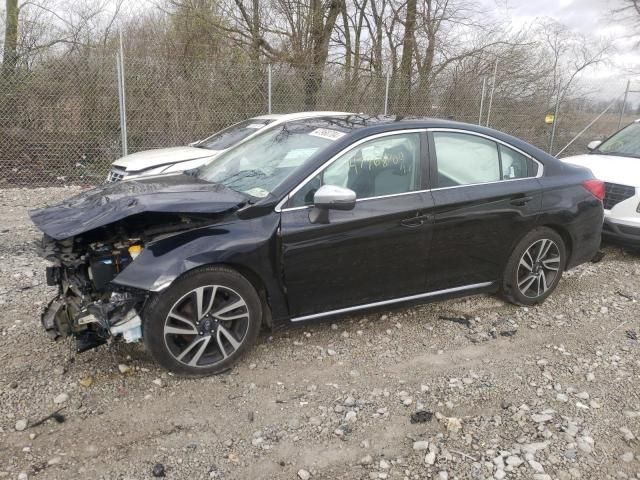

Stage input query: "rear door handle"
[
  {"left": 510, "top": 196, "right": 533, "bottom": 206},
  {"left": 401, "top": 213, "right": 433, "bottom": 228}
]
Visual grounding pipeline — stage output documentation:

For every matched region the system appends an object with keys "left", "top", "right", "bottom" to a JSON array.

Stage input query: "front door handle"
[
  {"left": 510, "top": 196, "right": 533, "bottom": 206},
  {"left": 401, "top": 213, "right": 433, "bottom": 228}
]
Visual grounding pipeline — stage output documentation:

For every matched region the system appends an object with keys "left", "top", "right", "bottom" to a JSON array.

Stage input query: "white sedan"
[
  {"left": 106, "top": 111, "right": 351, "bottom": 182},
  {"left": 561, "top": 119, "right": 640, "bottom": 245}
]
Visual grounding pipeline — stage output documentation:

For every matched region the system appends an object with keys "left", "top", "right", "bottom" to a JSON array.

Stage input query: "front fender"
[{"left": 111, "top": 213, "right": 288, "bottom": 319}]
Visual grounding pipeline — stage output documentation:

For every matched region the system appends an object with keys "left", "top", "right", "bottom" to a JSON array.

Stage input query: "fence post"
[
  {"left": 478, "top": 77, "right": 487, "bottom": 125},
  {"left": 485, "top": 60, "right": 498, "bottom": 127},
  {"left": 549, "top": 93, "right": 561, "bottom": 154},
  {"left": 116, "top": 30, "right": 128, "bottom": 157},
  {"left": 618, "top": 80, "right": 630, "bottom": 129},
  {"left": 268, "top": 64, "right": 272, "bottom": 114},
  {"left": 384, "top": 71, "right": 390, "bottom": 115}
]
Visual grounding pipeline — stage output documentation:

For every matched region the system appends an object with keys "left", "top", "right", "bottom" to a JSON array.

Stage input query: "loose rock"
[{"left": 297, "top": 469, "right": 311, "bottom": 480}]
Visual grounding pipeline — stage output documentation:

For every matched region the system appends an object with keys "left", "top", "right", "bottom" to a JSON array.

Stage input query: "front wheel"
[
  {"left": 501, "top": 227, "right": 567, "bottom": 306},
  {"left": 143, "top": 266, "right": 262, "bottom": 376}
]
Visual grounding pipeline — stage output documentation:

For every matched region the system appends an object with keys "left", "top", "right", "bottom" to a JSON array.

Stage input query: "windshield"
[
  {"left": 197, "top": 123, "right": 344, "bottom": 198},
  {"left": 595, "top": 122, "right": 640, "bottom": 158},
  {"left": 196, "top": 118, "right": 274, "bottom": 150}
]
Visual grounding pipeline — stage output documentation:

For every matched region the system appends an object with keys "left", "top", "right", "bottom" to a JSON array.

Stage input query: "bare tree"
[
  {"left": 218, "top": 0, "right": 345, "bottom": 108},
  {"left": 2, "top": 0, "right": 126, "bottom": 75},
  {"left": 540, "top": 20, "right": 611, "bottom": 105},
  {"left": 2, "top": 0, "right": 19, "bottom": 75},
  {"left": 613, "top": 0, "right": 640, "bottom": 40}
]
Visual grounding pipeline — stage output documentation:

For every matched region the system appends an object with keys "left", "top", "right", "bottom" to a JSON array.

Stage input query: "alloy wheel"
[
  {"left": 163, "top": 285, "right": 250, "bottom": 368},
  {"left": 517, "top": 239, "right": 561, "bottom": 299}
]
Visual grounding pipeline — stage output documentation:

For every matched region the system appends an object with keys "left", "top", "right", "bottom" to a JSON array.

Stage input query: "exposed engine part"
[
  {"left": 38, "top": 211, "right": 224, "bottom": 353},
  {"left": 110, "top": 310, "right": 142, "bottom": 343},
  {"left": 40, "top": 232, "right": 147, "bottom": 353}
]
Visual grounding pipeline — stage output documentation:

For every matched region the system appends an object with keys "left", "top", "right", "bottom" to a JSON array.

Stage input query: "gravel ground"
[{"left": 1, "top": 187, "right": 640, "bottom": 480}]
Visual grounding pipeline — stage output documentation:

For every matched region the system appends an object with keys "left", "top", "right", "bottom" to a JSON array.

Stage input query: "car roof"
[
  {"left": 277, "top": 114, "right": 558, "bottom": 165},
  {"left": 252, "top": 111, "right": 353, "bottom": 121},
  {"left": 277, "top": 114, "right": 488, "bottom": 133}
]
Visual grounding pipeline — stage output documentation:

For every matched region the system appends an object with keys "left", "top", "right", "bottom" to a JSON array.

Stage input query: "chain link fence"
[{"left": 0, "top": 53, "right": 637, "bottom": 187}]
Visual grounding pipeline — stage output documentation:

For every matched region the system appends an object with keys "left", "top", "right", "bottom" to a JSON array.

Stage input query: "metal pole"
[
  {"left": 117, "top": 30, "right": 128, "bottom": 156},
  {"left": 618, "top": 79, "right": 630, "bottom": 129},
  {"left": 384, "top": 71, "right": 390, "bottom": 115},
  {"left": 268, "top": 64, "right": 272, "bottom": 114},
  {"left": 555, "top": 96, "right": 622, "bottom": 157},
  {"left": 548, "top": 93, "right": 561, "bottom": 154},
  {"left": 485, "top": 60, "right": 498, "bottom": 127},
  {"left": 478, "top": 77, "right": 487, "bottom": 125}
]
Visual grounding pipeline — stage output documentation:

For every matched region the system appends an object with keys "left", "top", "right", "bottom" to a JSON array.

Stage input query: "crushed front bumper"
[{"left": 41, "top": 288, "right": 147, "bottom": 353}]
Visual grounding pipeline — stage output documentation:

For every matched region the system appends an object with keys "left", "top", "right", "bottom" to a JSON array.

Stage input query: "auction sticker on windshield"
[{"left": 309, "top": 128, "right": 345, "bottom": 141}]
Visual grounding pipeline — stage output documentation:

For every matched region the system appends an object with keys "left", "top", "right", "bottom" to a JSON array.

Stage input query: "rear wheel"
[
  {"left": 501, "top": 227, "right": 566, "bottom": 306},
  {"left": 143, "top": 266, "right": 262, "bottom": 376}
]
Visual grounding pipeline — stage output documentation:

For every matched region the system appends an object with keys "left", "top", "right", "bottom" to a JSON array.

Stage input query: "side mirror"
[
  {"left": 587, "top": 140, "right": 602, "bottom": 151},
  {"left": 309, "top": 185, "right": 356, "bottom": 224}
]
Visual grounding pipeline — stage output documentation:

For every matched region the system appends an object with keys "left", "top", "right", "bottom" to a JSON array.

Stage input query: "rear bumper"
[
  {"left": 600, "top": 184, "right": 640, "bottom": 246},
  {"left": 602, "top": 218, "right": 640, "bottom": 246}
]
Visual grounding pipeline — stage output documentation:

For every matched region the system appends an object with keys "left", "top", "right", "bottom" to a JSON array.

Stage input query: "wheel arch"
[
  {"left": 504, "top": 223, "right": 573, "bottom": 274},
  {"left": 539, "top": 223, "right": 573, "bottom": 265},
  {"left": 167, "top": 261, "right": 275, "bottom": 329}
]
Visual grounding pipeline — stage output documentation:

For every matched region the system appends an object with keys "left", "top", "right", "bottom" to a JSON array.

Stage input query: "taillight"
[{"left": 583, "top": 179, "right": 605, "bottom": 201}]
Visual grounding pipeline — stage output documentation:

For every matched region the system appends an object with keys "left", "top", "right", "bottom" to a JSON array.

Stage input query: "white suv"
[
  {"left": 106, "top": 111, "right": 351, "bottom": 182},
  {"left": 561, "top": 119, "right": 640, "bottom": 245}
]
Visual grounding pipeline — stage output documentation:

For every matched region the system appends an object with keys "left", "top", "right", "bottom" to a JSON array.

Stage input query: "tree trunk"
[
  {"left": 342, "top": 5, "right": 352, "bottom": 86},
  {"left": 2, "top": 0, "right": 19, "bottom": 77},
  {"left": 249, "top": 0, "right": 262, "bottom": 74},
  {"left": 303, "top": 64, "right": 323, "bottom": 110},
  {"left": 417, "top": 25, "right": 436, "bottom": 113},
  {"left": 397, "top": 0, "right": 417, "bottom": 113},
  {"left": 302, "top": 0, "right": 343, "bottom": 109}
]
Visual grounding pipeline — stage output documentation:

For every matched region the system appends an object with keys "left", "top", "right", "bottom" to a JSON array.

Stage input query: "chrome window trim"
[
  {"left": 290, "top": 281, "right": 494, "bottom": 322},
  {"left": 430, "top": 176, "right": 538, "bottom": 191},
  {"left": 275, "top": 129, "right": 427, "bottom": 213},
  {"left": 280, "top": 189, "right": 431, "bottom": 212}
]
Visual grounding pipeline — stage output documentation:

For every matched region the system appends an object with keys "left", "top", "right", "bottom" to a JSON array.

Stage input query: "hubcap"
[
  {"left": 163, "top": 285, "right": 249, "bottom": 368},
  {"left": 517, "top": 239, "right": 561, "bottom": 299}
]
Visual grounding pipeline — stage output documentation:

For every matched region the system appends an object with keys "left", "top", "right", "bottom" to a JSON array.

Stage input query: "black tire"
[
  {"left": 501, "top": 227, "right": 567, "bottom": 306},
  {"left": 143, "top": 266, "right": 262, "bottom": 376}
]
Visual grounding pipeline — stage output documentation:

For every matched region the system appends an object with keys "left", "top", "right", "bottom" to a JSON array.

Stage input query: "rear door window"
[
  {"left": 499, "top": 145, "right": 533, "bottom": 179},
  {"left": 433, "top": 132, "right": 536, "bottom": 187},
  {"left": 433, "top": 132, "right": 500, "bottom": 187}
]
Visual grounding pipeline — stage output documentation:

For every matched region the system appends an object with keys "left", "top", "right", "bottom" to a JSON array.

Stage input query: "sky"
[{"left": 495, "top": 0, "right": 640, "bottom": 96}]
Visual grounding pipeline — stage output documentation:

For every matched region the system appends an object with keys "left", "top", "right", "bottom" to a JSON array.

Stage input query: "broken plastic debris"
[
  {"left": 152, "top": 463, "right": 166, "bottom": 477},
  {"left": 410, "top": 410, "right": 434, "bottom": 424}
]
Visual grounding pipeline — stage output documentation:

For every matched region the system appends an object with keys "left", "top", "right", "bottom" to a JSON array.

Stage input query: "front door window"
[{"left": 288, "top": 133, "right": 421, "bottom": 207}]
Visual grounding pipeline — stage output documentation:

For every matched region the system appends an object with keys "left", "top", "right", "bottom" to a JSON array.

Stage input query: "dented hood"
[{"left": 30, "top": 174, "right": 247, "bottom": 240}]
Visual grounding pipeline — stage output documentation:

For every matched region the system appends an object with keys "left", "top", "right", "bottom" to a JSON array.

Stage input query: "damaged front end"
[
  {"left": 31, "top": 175, "right": 248, "bottom": 354},
  {"left": 37, "top": 207, "right": 238, "bottom": 353},
  {"left": 41, "top": 234, "right": 148, "bottom": 352}
]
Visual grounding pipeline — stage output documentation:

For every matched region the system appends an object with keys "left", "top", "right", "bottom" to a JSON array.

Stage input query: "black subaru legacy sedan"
[{"left": 31, "top": 115, "right": 604, "bottom": 375}]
